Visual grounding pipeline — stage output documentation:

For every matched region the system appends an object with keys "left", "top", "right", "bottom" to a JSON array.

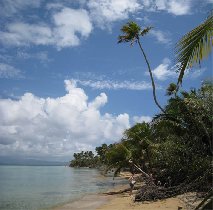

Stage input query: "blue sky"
[{"left": 0, "top": 0, "right": 212, "bottom": 161}]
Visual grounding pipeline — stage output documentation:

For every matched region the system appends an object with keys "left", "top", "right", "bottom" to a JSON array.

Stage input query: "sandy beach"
[
  {"left": 52, "top": 182, "right": 199, "bottom": 210},
  {"left": 52, "top": 172, "right": 202, "bottom": 210},
  {"left": 52, "top": 190, "right": 191, "bottom": 210},
  {"left": 97, "top": 194, "right": 187, "bottom": 210}
]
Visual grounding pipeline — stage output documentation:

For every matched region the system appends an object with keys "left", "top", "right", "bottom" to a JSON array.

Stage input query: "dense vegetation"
[
  {"left": 69, "top": 151, "right": 99, "bottom": 168},
  {"left": 70, "top": 82, "right": 212, "bottom": 187},
  {"left": 70, "top": 82, "right": 212, "bottom": 208},
  {"left": 70, "top": 13, "right": 213, "bottom": 208}
]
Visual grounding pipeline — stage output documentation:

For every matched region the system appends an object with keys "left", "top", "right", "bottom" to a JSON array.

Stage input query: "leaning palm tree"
[
  {"left": 175, "top": 11, "right": 213, "bottom": 90},
  {"left": 118, "top": 21, "right": 165, "bottom": 113}
]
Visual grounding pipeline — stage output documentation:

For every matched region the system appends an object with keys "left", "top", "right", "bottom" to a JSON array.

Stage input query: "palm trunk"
[{"left": 137, "top": 39, "right": 165, "bottom": 113}]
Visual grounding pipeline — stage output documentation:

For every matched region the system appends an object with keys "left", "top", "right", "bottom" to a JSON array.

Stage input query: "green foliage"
[
  {"left": 163, "top": 82, "right": 213, "bottom": 155},
  {"left": 122, "top": 122, "right": 155, "bottom": 173},
  {"left": 102, "top": 82, "right": 212, "bottom": 188},
  {"left": 166, "top": 83, "right": 177, "bottom": 96},
  {"left": 95, "top": 143, "right": 113, "bottom": 164},
  {"left": 152, "top": 82, "right": 213, "bottom": 185},
  {"left": 175, "top": 12, "right": 213, "bottom": 86},
  {"left": 69, "top": 151, "right": 99, "bottom": 168},
  {"left": 105, "top": 143, "right": 131, "bottom": 167},
  {"left": 118, "top": 21, "right": 152, "bottom": 45},
  {"left": 69, "top": 83, "right": 212, "bottom": 191}
]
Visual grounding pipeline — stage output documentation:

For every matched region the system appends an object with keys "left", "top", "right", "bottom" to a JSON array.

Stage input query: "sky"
[{"left": 0, "top": 0, "right": 212, "bottom": 162}]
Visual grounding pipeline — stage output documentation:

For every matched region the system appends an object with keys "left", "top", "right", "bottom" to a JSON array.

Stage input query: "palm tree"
[
  {"left": 118, "top": 21, "right": 165, "bottom": 113},
  {"left": 166, "top": 83, "right": 177, "bottom": 96},
  {"left": 175, "top": 11, "right": 213, "bottom": 89}
]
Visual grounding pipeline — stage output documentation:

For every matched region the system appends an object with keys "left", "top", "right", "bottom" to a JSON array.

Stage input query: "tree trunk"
[{"left": 137, "top": 39, "right": 165, "bottom": 113}]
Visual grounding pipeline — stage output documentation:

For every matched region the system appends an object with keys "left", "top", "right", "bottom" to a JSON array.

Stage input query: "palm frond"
[
  {"left": 175, "top": 13, "right": 213, "bottom": 85},
  {"left": 141, "top": 27, "right": 153, "bottom": 36}
]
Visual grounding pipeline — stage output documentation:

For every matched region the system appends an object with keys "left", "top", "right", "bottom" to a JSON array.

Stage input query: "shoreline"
[
  {"left": 51, "top": 193, "right": 114, "bottom": 210},
  {"left": 52, "top": 189, "right": 203, "bottom": 210},
  {"left": 50, "top": 173, "right": 130, "bottom": 210},
  {"left": 51, "top": 172, "right": 203, "bottom": 210},
  {"left": 51, "top": 188, "right": 190, "bottom": 210}
]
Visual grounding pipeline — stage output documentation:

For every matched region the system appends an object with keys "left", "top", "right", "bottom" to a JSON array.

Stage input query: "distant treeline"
[{"left": 69, "top": 151, "right": 99, "bottom": 168}]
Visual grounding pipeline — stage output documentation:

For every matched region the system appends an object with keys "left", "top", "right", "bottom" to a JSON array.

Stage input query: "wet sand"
[{"left": 51, "top": 194, "right": 113, "bottom": 210}]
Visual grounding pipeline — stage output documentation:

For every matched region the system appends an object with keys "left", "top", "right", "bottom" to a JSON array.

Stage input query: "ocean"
[{"left": 0, "top": 165, "right": 127, "bottom": 210}]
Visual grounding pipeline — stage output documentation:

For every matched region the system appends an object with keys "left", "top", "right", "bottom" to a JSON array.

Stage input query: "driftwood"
[
  {"left": 135, "top": 184, "right": 179, "bottom": 201},
  {"left": 134, "top": 168, "right": 212, "bottom": 202},
  {"left": 103, "top": 163, "right": 211, "bottom": 208},
  {"left": 134, "top": 180, "right": 210, "bottom": 202},
  {"left": 103, "top": 186, "right": 141, "bottom": 195}
]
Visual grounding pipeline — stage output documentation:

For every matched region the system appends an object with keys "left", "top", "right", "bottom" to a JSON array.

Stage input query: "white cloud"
[
  {"left": 141, "top": 0, "right": 192, "bottom": 15},
  {"left": 0, "top": 63, "right": 22, "bottom": 79},
  {"left": 150, "top": 58, "right": 206, "bottom": 81},
  {"left": 133, "top": 115, "right": 152, "bottom": 123},
  {"left": 163, "top": 0, "right": 191, "bottom": 15},
  {"left": 0, "top": 22, "right": 53, "bottom": 46},
  {"left": 87, "top": 0, "right": 141, "bottom": 28},
  {"left": 0, "top": 80, "right": 130, "bottom": 160},
  {"left": 0, "top": 0, "right": 195, "bottom": 48},
  {"left": 53, "top": 7, "right": 93, "bottom": 48},
  {"left": 0, "top": 0, "right": 41, "bottom": 17},
  {"left": 17, "top": 51, "right": 50, "bottom": 62},
  {"left": 0, "top": 7, "right": 93, "bottom": 48},
  {"left": 151, "top": 58, "right": 177, "bottom": 80},
  {"left": 150, "top": 29, "right": 171, "bottom": 44},
  {"left": 72, "top": 79, "right": 152, "bottom": 90}
]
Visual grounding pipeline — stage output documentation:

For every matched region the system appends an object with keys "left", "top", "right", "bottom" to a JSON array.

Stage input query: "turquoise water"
[{"left": 0, "top": 166, "right": 127, "bottom": 210}]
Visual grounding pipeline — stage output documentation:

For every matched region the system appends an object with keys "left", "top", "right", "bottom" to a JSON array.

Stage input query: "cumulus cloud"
[
  {"left": 0, "top": 63, "right": 22, "bottom": 79},
  {"left": 0, "top": 22, "right": 53, "bottom": 46},
  {"left": 87, "top": 0, "right": 141, "bottom": 28},
  {"left": 0, "top": 0, "right": 195, "bottom": 48},
  {"left": 72, "top": 79, "right": 152, "bottom": 90},
  {"left": 141, "top": 0, "right": 192, "bottom": 15},
  {"left": 156, "top": 0, "right": 191, "bottom": 15},
  {"left": 150, "top": 58, "right": 206, "bottom": 81},
  {"left": 0, "top": 7, "right": 93, "bottom": 49},
  {"left": 53, "top": 7, "right": 93, "bottom": 48},
  {"left": 0, "top": 80, "right": 130, "bottom": 160},
  {"left": 133, "top": 115, "right": 152, "bottom": 123},
  {"left": 151, "top": 58, "right": 177, "bottom": 81}
]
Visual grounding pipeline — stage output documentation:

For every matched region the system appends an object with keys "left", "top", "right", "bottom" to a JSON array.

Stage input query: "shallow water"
[{"left": 0, "top": 166, "right": 127, "bottom": 210}]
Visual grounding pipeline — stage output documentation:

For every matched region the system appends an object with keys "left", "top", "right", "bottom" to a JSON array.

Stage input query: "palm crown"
[{"left": 118, "top": 21, "right": 152, "bottom": 45}]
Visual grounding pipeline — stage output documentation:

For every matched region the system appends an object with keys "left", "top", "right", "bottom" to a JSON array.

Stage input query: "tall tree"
[
  {"left": 118, "top": 21, "right": 165, "bottom": 113},
  {"left": 175, "top": 12, "right": 213, "bottom": 89}
]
